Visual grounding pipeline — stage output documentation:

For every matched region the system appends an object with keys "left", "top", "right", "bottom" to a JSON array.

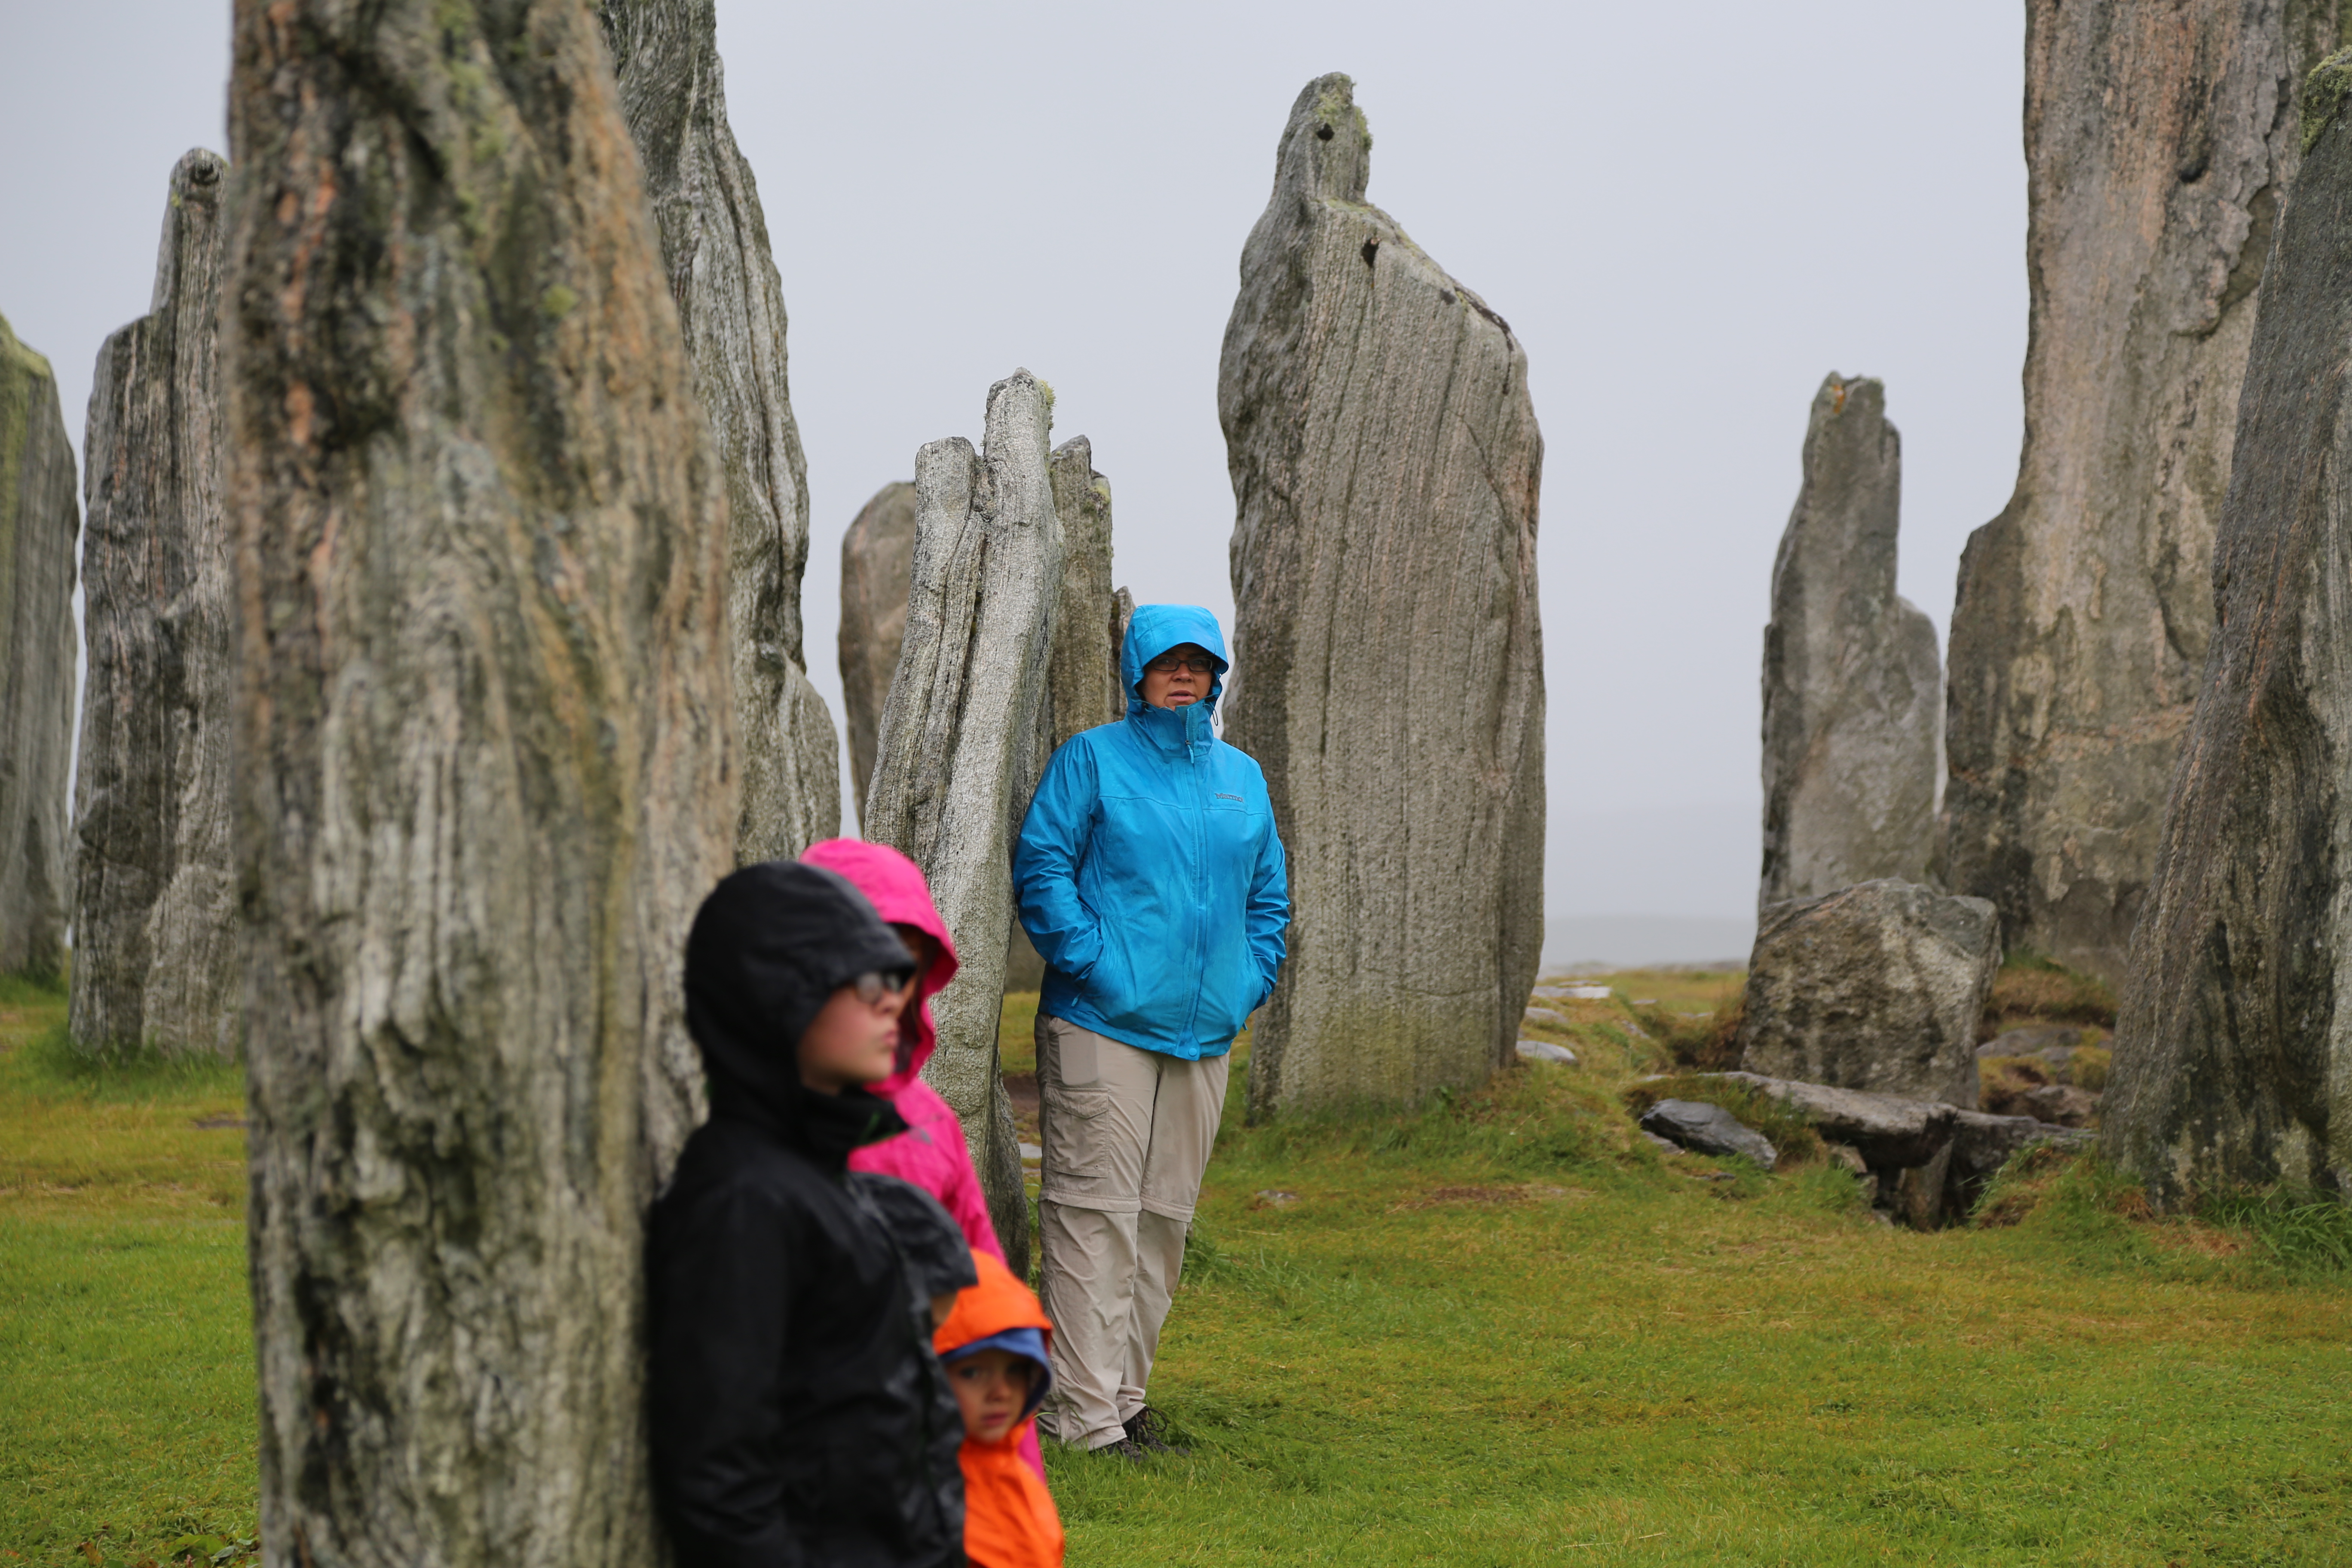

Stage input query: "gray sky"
[{"left": 0, "top": 1, "right": 2026, "bottom": 955}]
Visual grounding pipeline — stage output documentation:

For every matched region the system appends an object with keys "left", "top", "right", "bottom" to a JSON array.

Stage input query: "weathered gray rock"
[
  {"left": 70, "top": 149, "right": 237, "bottom": 1057},
  {"left": 1223, "top": 74, "right": 1545, "bottom": 1118},
  {"left": 1043, "top": 436, "right": 1124, "bottom": 745},
  {"left": 603, "top": 0, "right": 837, "bottom": 863},
  {"left": 223, "top": 4, "right": 734, "bottom": 1559},
  {"left": 1639, "top": 1099, "right": 1776, "bottom": 1170},
  {"left": 837, "top": 479, "right": 917, "bottom": 819},
  {"left": 1691, "top": 1071, "right": 1959, "bottom": 1170},
  {"left": 1516, "top": 1038, "right": 1576, "bottom": 1065},
  {"left": 1942, "top": 3, "right": 2344, "bottom": 985},
  {"left": 864, "top": 370, "right": 1065, "bottom": 1265},
  {"left": 1738, "top": 879, "right": 2000, "bottom": 1107},
  {"left": 1760, "top": 374, "right": 1940, "bottom": 908},
  {"left": 2107, "top": 56, "right": 2352, "bottom": 1205},
  {"left": 0, "top": 312, "right": 77, "bottom": 983}
]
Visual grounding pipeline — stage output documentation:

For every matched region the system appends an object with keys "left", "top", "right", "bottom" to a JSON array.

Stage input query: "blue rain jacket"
[{"left": 1013, "top": 604, "right": 1289, "bottom": 1059}]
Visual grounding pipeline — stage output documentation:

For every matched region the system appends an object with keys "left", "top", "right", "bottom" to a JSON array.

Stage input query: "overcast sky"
[{"left": 0, "top": 2, "right": 2026, "bottom": 956}]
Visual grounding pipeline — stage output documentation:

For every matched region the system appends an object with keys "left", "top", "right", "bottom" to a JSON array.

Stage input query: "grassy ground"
[
  {"left": 6, "top": 973, "right": 2351, "bottom": 1565},
  {"left": 0, "top": 977, "right": 256, "bottom": 1565}
]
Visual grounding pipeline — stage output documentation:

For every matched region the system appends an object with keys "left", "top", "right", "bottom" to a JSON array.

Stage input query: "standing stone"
[
  {"left": 222, "top": 3, "right": 734, "bottom": 1562},
  {"left": 838, "top": 479, "right": 917, "bottom": 819},
  {"left": 1043, "top": 436, "right": 1123, "bottom": 744},
  {"left": 1942, "top": 2, "right": 2343, "bottom": 984},
  {"left": 2107, "top": 55, "right": 2352, "bottom": 1204},
  {"left": 0, "top": 312, "right": 77, "bottom": 984},
  {"left": 1222, "top": 74, "right": 1545, "bottom": 1118},
  {"left": 1760, "top": 375, "right": 1940, "bottom": 910},
  {"left": 71, "top": 149, "right": 237, "bottom": 1058},
  {"left": 1738, "top": 880, "right": 2000, "bottom": 1109},
  {"left": 603, "top": 0, "right": 838, "bottom": 863},
  {"left": 864, "top": 370, "right": 1063, "bottom": 1265}
]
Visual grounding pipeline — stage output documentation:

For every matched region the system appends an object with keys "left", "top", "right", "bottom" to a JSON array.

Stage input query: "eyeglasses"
[
  {"left": 1144, "top": 654, "right": 1217, "bottom": 675},
  {"left": 848, "top": 969, "right": 917, "bottom": 1006}
]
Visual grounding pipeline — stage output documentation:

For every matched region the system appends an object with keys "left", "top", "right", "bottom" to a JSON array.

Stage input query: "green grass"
[
  {"left": 0, "top": 978, "right": 257, "bottom": 1565},
  {"left": 7, "top": 973, "right": 2352, "bottom": 1564}
]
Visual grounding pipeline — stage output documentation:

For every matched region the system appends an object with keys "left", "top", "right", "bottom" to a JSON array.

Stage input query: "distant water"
[{"left": 1540, "top": 913, "right": 1753, "bottom": 973}]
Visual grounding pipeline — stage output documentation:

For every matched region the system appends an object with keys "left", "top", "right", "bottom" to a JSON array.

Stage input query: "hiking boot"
[
  {"left": 1088, "top": 1436, "right": 1149, "bottom": 1462},
  {"left": 1122, "top": 1406, "right": 1190, "bottom": 1456}
]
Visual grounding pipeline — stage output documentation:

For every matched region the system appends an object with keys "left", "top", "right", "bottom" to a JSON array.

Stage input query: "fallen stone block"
[{"left": 1639, "top": 1099, "right": 1777, "bottom": 1170}]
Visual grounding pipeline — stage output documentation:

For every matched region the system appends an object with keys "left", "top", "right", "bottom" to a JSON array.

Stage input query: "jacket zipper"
[{"left": 1180, "top": 712, "right": 1209, "bottom": 1052}]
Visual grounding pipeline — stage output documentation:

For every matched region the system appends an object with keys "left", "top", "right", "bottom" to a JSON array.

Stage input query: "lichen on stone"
[{"left": 2303, "top": 47, "right": 2352, "bottom": 152}]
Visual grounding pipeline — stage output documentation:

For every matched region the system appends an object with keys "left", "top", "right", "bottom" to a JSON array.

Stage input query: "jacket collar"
[{"left": 1130, "top": 698, "right": 1215, "bottom": 760}]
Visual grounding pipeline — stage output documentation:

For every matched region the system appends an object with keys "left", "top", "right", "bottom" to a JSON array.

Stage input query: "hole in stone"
[
  {"left": 1317, "top": 124, "right": 1335, "bottom": 141},
  {"left": 1362, "top": 238, "right": 1379, "bottom": 266}
]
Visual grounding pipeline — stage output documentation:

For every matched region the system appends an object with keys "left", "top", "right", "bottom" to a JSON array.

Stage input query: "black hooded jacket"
[{"left": 649, "top": 861, "right": 965, "bottom": 1568}]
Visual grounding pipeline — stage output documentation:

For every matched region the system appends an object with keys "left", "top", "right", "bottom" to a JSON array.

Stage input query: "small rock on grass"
[
  {"left": 1516, "top": 1038, "right": 1577, "bottom": 1065},
  {"left": 1639, "top": 1099, "right": 1778, "bottom": 1170},
  {"left": 1523, "top": 1005, "right": 1569, "bottom": 1028},
  {"left": 1252, "top": 1190, "right": 1299, "bottom": 1209}
]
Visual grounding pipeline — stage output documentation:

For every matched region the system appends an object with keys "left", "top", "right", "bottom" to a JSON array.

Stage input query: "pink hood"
[{"left": 799, "top": 838, "right": 960, "bottom": 1093}]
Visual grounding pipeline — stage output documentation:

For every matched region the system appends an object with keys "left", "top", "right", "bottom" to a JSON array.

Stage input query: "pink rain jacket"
[
  {"left": 804, "top": 839, "right": 1003, "bottom": 1262},
  {"left": 805, "top": 839, "right": 1045, "bottom": 1480}
]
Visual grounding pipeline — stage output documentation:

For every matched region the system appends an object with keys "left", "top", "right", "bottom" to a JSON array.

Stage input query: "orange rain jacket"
[{"left": 934, "top": 1252, "right": 1065, "bottom": 1568}]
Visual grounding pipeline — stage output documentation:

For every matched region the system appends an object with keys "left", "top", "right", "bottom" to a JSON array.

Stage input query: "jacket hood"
[
  {"left": 1121, "top": 603, "right": 1230, "bottom": 720},
  {"left": 935, "top": 1249, "right": 1055, "bottom": 1430},
  {"left": 849, "top": 1171, "right": 979, "bottom": 1304},
  {"left": 683, "top": 860, "right": 916, "bottom": 1158},
  {"left": 800, "top": 838, "right": 960, "bottom": 1092}
]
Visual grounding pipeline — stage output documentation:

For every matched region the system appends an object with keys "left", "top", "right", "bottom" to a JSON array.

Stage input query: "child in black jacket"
[{"left": 649, "top": 860, "right": 967, "bottom": 1568}]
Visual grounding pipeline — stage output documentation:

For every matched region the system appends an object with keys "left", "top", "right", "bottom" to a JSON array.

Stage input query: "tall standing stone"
[
  {"left": 838, "top": 478, "right": 917, "bottom": 820},
  {"left": 1942, "top": 2, "right": 2343, "bottom": 983},
  {"left": 1759, "top": 374, "right": 1940, "bottom": 909},
  {"left": 0, "top": 311, "right": 77, "bottom": 984},
  {"left": 71, "top": 149, "right": 237, "bottom": 1057},
  {"left": 1043, "top": 436, "right": 1123, "bottom": 745},
  {"left": 864, "top": 370, "right": 1064, "bottom": 1262},
  {"left": 222, "top": 2, "right": 734, "bottom": 1561},
  {"left": 2107, "top": 55, "right": 2352, "bottom": 1204},
  {"left": 603, "top": 0, "right": 838, "bottom": 863},
  {"left": 1222, "top": 74, "right": 1545, "bottom": 1118}
]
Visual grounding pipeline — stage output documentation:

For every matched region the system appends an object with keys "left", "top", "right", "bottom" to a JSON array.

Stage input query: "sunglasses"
[{"left": 847, "top": 968, "right": 918, "bottom": 1006}]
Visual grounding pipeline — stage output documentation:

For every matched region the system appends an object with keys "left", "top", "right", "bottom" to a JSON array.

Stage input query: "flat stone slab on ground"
[
  {"left": 1639, "top": 1099, "right": 1777, "bottom": 1170},
  {"left": 1516, "top": 1038, "right": 1577, "bottom": 1065}
]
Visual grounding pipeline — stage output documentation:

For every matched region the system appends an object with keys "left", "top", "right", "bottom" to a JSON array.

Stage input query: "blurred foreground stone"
[
  {"left": 224, "top": 2, "right": 733, "bottom": 1557},
  {"left": 604, "top": 0, "right": 837, "bottom": 862}
]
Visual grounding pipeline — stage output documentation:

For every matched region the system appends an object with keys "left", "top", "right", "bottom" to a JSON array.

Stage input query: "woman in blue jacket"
[{"left": 1013, "top": 603, "right": 1289, "bottom": 1458}]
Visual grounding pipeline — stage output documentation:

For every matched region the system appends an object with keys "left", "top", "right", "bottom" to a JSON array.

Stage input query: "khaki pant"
[{"left": 1033, "top": 1014, "right": 1228, "bottom": 1451}]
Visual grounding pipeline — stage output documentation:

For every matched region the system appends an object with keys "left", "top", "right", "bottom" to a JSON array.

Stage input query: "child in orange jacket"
[{"left": 935, "top": 1251, "right": 1065, "bottom": 1568}]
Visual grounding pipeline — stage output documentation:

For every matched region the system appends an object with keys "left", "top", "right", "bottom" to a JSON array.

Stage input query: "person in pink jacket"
[
  {"left": 803, "top": 837, "right": 1004, "bottom": 1261},
  {"left": 803, "top": 839, "right": 1055, "bottom": 1481}
]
